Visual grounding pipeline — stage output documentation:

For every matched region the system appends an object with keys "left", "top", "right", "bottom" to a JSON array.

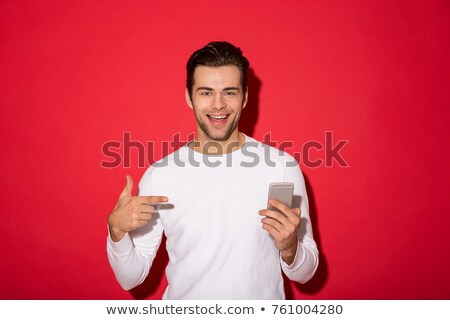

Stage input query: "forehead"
[{"left": 192, "top": 65, "right": 241, "bottom": 89}]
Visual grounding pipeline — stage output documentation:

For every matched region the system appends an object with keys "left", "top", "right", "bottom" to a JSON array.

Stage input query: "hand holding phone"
[{"left": 262, "top": 182, "right": 299, "bottom": 265}]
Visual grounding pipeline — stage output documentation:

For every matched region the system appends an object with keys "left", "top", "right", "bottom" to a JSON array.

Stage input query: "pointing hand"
[{"left": 108, "top": 175, "right": 168, "bottom": 242}]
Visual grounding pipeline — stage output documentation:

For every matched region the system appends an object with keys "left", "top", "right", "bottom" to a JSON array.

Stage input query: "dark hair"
[{"left": 186, "top": 41, "right": 250, "bottom": 100}]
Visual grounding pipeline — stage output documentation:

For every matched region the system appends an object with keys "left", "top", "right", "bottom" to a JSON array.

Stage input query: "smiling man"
[{"left": 107, "top": 41, "right": 319, "bottom": 299}]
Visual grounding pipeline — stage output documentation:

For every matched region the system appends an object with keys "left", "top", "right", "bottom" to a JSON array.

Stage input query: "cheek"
[
  {"left": 193, "top": 97, "right": 211, "bottom": 109},
  {"left": 194, "top": 104, "right": 209, "bottom": 114},
  {"left": 190, "top": 99, "right": 204, "bottom": 111}
]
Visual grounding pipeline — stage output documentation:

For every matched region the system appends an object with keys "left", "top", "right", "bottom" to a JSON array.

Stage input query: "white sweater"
[{"left": 107, "top": 135, "right": 319, "bottom": 299}]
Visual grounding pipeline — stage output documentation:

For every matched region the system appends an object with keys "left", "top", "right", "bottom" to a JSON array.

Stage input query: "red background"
[{"left": 1, "top": 0, "right": 449, "bottom": 299}]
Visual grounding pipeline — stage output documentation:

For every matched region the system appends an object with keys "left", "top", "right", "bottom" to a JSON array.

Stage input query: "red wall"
[{"left": 1, "top": 0, "right": 449, "bottom": 299}]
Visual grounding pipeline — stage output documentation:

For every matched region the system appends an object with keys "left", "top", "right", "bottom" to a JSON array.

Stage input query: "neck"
[{"left": 189, "top": 130, "right": 245, "bottom": 155}]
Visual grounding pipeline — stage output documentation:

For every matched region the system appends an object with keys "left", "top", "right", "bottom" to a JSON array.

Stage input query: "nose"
[{"left": 211, "top": 93, "right": 225, "bottom": 110}]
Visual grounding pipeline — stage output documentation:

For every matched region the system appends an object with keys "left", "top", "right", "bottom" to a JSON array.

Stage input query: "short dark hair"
[{"left": 186, "top": 41, "right": 250, "bottom": 100}]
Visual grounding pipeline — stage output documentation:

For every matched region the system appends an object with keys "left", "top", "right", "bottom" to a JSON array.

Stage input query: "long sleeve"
[
  {"left": 106, "top": 168, "right": 164, "bottom": 290},
  {"left": 279, "top": 158, "right": 319, "bottom": 283}
]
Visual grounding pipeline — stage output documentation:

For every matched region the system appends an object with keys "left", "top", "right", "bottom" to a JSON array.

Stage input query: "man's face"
[{"left": 186, "top": 65, "right": 248, "bottom": 142}]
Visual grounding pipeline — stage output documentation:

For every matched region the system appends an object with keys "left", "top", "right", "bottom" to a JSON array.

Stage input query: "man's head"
[
  {"left": 186, "top": 41, "right": 250, "bottom": 101},
  {"left": 185, "top": 41, "right": 251, "bottom": 144}
]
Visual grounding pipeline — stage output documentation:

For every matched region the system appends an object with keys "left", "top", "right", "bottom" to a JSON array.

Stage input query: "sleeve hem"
[{"left": 106, "top": 225, "right": 133, "bottom": 255}]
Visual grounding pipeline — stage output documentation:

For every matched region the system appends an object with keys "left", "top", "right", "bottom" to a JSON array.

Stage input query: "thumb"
[{"left": 120, "top": 175, "right": 133, "bottom": 198}]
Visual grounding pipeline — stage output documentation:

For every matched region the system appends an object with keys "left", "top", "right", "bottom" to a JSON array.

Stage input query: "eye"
[
  {"left": 200, "top": 91, "right": 212, "bottom": 96},
  {"left": 224, "top": 91, "right": 237, "bottom": 96}
]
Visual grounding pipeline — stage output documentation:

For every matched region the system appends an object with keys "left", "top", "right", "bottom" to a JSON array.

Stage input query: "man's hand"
[
  {"left": 259, "top": 199, "right": 301, "bottom": 265},
  {"left": 108, "top": 175, "right": 168, "bottom": 242}
]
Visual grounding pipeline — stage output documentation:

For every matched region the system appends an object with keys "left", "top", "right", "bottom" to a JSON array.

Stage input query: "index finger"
[
  {"left": 136, "top": 195, "right": 168, "bottom": 204},
  {"left": 268, "top": 199, "right": 297, "bottom": 219}
]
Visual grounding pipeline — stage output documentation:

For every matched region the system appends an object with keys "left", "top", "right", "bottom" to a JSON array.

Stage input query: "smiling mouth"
[{"left": 207, "top": 114, "right": 230, "bottom": 124}]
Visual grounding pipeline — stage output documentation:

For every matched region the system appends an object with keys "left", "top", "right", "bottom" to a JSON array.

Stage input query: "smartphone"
[{"left": 267, "top": 182, "right": 294, "bottom": 213}]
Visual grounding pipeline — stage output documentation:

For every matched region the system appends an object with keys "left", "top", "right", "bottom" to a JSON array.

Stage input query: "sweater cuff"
[{"left": 106, "top": 225, "right": 133, "bottom": 255}]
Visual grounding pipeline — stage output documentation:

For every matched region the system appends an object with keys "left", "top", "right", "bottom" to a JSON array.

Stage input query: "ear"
[
  {"left": 242, "top": 87, "right": 248, "bottom": 109},
  {"left": 185, "top": 88, "right": 193, "bottom": 110}
]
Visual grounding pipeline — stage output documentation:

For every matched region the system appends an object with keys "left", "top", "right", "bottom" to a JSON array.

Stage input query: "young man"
[{"left": 107, "top": 41, "right": 318, "bottom": 299}]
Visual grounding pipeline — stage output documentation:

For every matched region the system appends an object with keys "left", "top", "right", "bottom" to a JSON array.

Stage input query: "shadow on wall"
[{"left": 239, "top": 68, "right": 261, "bottom": 137}]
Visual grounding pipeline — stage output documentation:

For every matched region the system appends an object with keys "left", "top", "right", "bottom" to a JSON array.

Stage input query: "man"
[{"left": 107, "top": 41, "right": 318, "bottom": 299}]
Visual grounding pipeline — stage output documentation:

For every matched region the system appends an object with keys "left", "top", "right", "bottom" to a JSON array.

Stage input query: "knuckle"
[
  {"left": 288, "top": 225, "right": 295, "bottom": 234},
  {"left": 132, "top": 211, "right": 141, "bottom": 220},
  {"left": 129, "top": 220, "right": 137, "bottom": 229},
  {"left": 132, "top": 219, "right": 141, "bottom": 228}
]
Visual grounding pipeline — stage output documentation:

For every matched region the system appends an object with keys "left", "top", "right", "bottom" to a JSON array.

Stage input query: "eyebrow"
[{"left": 196, "top": 87, "right": 241, "bottom": 91}]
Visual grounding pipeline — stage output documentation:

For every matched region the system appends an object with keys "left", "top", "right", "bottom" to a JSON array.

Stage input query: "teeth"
[{"left": 210, "top": 115, "right": 227, "bottom": 120}]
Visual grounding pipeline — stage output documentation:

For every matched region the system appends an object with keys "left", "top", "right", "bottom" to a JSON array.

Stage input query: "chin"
[
  {"left": 205, "top": 132, "right": 232, "bottom": 142},
  {"left": 200, "top": 123, "right": 236, "bottom": 142}
]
